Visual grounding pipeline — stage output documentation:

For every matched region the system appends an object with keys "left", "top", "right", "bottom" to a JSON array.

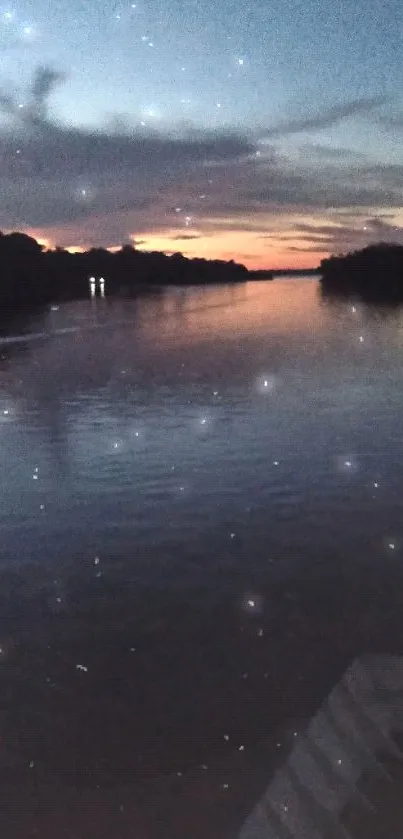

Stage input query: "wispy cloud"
[
  {"left": 299, "top": 143, "right": 367, "bottom": 160},
  {"left": 259, "top": 96, "right": 388, "bottom": 139}
]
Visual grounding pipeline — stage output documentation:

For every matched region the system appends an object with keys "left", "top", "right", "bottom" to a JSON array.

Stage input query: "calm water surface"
[{"left": 1, "top": 277, "right": 403, "bottom": 837}]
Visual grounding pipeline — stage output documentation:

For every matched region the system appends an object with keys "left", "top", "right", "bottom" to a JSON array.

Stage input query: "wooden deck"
[{"left": 238, "top": 655, "right": 403, "bottom": 838}]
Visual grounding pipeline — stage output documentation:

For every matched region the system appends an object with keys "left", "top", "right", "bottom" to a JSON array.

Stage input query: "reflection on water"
[{"left": 2, "top": 278, "right": 403, "bottom": 837}]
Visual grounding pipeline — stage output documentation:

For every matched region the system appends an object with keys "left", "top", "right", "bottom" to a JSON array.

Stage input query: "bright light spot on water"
[
  {"left": 242, "top": 593, "right": 263, "bottom": 614},
  {"left": 336, "top": 455, "right": 358, "bottom": 474},
  {"left": 256, "top": 373, "right": 276, "bottom": 394}
]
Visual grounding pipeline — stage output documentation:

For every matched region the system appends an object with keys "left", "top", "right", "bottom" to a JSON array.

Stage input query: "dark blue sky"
[{"left": 1, "top": 0, "right": 402, "bottom": 266}]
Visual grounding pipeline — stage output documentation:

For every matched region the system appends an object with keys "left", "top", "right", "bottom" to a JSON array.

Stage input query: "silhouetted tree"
[
  {"left": 320, "top": 243, "right": 403, "bottom": 303},
  {"left": 0, "top": 229, "right": 249, "bottom": 310}
]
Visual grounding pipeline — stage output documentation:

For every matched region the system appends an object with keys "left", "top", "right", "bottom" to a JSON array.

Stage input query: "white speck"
[
  {"left": 135, "top": 431, "right": 140, "bottom": 437},
  {"left": 76, "top": 664, "right": 88, "bottom": 672},
  {"left": 177, "top": 771, "right": 182, "bottom": 777},
  {"left": 130, "top": 647, "right": 136, "bottom": 652},
  {"left": 33, "top": 474, "right": 38, "bottom": 480},
  {"left": 223, "top": 734, "right": 229, "bottom": 741},
  {"left": 201, "top": 764, "right": 208, "bottom": 770},
  {"left": 345, "top": 460, "right": 352, "bottom": 468},
  {"left": 337, "top": 759, "right": 342, "bottom": 765},
  {"left": 374, "top": 482, "right": 379, "bottom": 488},
  {"left": 96, "top": 572, "right": 102, "bottom": 578},
  {"left": 238, "top": 744, "right": 245, "bottom": 751},
  {"left": 113, "top": 442, "right": 119, "bottom": 449},
  {"left": 222, "top": 783, "right": 229, "bottom": 789},
  {"left": 179, "top": 486, "right": 185, "bottom": 492},
  {"left": 56, "top": 597, "right": 61, "bottom": 604},
  {"left": 276, "top": 742, "right": 281, "bottom": 748},
  {"left": 213, "top": 391, "right": 219, "bottom": 396},
  {"left": 388, "top": 543, "right": 395, "bottom": 550},
  {"left": 216, "top": 102, "right": 222, "bottom": 108},
  {"left": 273, "top": 461, "right": 279, "bottom": 466},
  {"left": 242, "top": 672, "right": 248, "bottom": 679},
  {"left": 94, "top": 556, "right": 100, "bottom": 565},
  {"left": 247, "top": 599, "right": 255, "bottom": 608},
  {"left": 293, "top": 731, "right": 298, "bottom": 738},
  {"left": 29, "top": 760, "right": 34, "bottom": 768},
  {"left": 238, "top": 58, "right": 244, "bottom": 65},
  {"left": 258, "top": 628, "right": 264, "bottom": 637},
  {"left": 148, "top": 41, "right": 154, "bottom": 47},
  {"left": 352, "top": 306, "right": 356, "bottom": 313},
  {"left": 200, "top": 417, "right": 207, "bottom": 425},
  {"left": 283, "top": 804, "right": 289, "bottom": 813},
  {"left": 359, "top": 336, "right": 364, "bottom": 343},
  {"left": 3, "top": 409, "right": 9, "bottom": 415},
  {"left": 230, "top": 533, "right": 236, "bottom": 539}
]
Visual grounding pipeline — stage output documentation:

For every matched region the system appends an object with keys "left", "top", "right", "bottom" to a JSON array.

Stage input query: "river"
[{"left": 1, "top": 277, "right": 403, "bottom": 837}]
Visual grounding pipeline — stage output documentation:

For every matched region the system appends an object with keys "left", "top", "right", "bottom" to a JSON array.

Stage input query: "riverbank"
[{"left": 320, "top": 243, "right": 403, "bottom": 302}]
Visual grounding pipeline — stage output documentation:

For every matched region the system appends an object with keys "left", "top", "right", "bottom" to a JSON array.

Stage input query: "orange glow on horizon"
[{"left": 21, "top": 224, "right": 331, "bottom": 269}]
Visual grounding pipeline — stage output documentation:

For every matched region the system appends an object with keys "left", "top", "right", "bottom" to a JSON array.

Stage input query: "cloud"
[
  {"left": 288, "top": 216, "right": 403, "bottom": 255},
  {"left": 259, "top": 96, "right": 388, "bottom": 139},
  {"left": 171, "top": 233, "right": 203, "bottom": 240},
  {"left": 30, "top": 66, "right": 66, "bottom": 119},
  {"left": 380, "top": 115, "right": 403, "bottom": 131},
  {"left": 0, "top": 65, "right": 256, "bottom": 231},
  {"left": 299, "top": 143, "right": 367, "bottom": 160},
  {"left": 0, "top": 65, "right": 401, "bottom": 251}
]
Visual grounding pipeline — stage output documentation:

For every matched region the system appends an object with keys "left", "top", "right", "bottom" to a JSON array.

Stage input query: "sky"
[{"left": 0, "top": 0, "right": 403, "bottom": 268}]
